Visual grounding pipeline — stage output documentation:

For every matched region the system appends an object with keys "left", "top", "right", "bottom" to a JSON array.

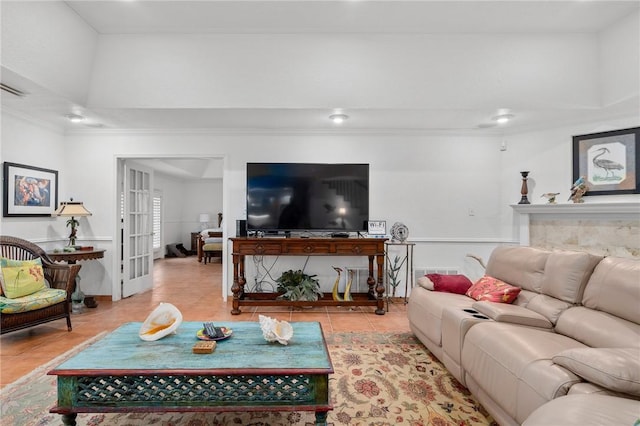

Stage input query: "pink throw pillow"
[
  {"left": 425, "top": 274, "right": 473, "bottom": 295},
  {"left": 465, "top": 275, "right": 521, "bottom": 303}
]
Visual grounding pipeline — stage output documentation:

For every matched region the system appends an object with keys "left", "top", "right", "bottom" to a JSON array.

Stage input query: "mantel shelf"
[
  {"left": 511, "top": 202, "right": 640, "bottom": 215},
  {"left": 511, "top": 202, "right": 640, "bottom": 246}
]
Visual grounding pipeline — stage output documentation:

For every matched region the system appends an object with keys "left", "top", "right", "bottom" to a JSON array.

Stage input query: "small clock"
[{"left": 390, "top": 222, "right": 409, "bottom": 242}]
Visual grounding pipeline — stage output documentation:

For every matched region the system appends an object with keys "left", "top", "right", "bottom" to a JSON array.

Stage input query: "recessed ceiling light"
[
  {"left": 65, "top": 113, "right": 85, "bottom": 123},
  {"left": 329, "top": 113, "right": 348, "bottom": 124},
  {"left": 493, "top": 114, "right": 514, "bottom": 124}
]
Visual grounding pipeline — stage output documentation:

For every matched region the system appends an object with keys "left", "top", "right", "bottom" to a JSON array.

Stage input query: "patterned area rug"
[{"left": 1, "top": 332, "right": 495, "bottom": 425}]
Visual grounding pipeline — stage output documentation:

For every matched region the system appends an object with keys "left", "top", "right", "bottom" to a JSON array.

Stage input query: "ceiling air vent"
[{"left": 1, "top": 83, "right": 27, "bottom": 97}]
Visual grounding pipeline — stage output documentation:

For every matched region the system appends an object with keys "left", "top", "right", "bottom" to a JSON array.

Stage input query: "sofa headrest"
[
  {"left": 582, "top": 257, "right": 640, "bottom": 325},
  {"left": 485, "top": 246, "right": 549, "bottom": 292},
  {"left": 540, "top": 250, "right": 603, "bottom": 304}
]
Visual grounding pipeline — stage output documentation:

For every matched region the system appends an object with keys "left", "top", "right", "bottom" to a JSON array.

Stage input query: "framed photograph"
[
  {"left": 3, "top": 162, "right": 58, "bottom": 217},
  {"left": 572, "top": 127, "right": 640, "bottom": 196},
  {"left": 367, "top": 220, "right": 386, "bottom": 235}
]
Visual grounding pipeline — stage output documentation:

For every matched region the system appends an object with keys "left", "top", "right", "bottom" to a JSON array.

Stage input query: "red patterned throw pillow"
[
  {"left": 424, "top": 274, "right": 473, "bottom": 295},
  {"left": 465, "top": 275, "right": 521, "bottom": 303}
]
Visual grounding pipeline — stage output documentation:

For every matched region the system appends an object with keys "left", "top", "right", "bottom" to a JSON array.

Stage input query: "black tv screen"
[{"left": 246, "top": 163, "right": 369, "bottom": 233}]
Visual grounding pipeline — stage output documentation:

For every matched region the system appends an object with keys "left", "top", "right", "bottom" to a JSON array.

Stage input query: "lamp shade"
[
  {"left": 53, "top": 200, "right": 92, "bottom": 217},
  {"left": 199, "top": 213, "right": 211, "bottom": 223}
]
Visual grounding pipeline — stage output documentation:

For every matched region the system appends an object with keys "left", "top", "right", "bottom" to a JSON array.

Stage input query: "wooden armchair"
[
  {"left": 0, "top": 236, "right": 81, "bottom": 334},
  {"left": 197, "top": 213, "right": 223, "bottom": 264}
]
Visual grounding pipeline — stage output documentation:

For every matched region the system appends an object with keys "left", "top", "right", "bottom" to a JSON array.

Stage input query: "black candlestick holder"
[{"left": 518, "top": 171, "right": 530, "bottom": 204}]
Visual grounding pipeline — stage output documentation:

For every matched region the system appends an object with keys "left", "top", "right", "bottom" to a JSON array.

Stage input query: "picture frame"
[
  {"left": 367, "top": 220, "right": 386, "bottom": 235},
  {"left": 572, "top": 127, "right": 640, "bottom": 196},
  {"left": 3, "top": 162, "right": 58, "bottom": 217}
]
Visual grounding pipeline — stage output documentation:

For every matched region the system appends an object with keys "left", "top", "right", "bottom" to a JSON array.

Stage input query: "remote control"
[{"left": 203, "top": 322, "right": 225, "bottom": 338}]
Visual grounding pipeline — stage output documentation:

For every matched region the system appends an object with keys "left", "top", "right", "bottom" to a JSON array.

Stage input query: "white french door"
[{"left": 122, "top": 161, "right": 154, "bottom": 297}]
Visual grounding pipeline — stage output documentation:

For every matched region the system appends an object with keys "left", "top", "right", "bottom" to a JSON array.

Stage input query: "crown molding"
[
  {"left": 2, "top": 107, "right": 65, "bottom": 134},
  {"left": 511, "top": 202, "right": 640, "bottom": 215}
]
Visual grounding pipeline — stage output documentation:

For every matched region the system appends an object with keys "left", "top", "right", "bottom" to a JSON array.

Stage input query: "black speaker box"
[{"left": 236, "top": 220, "right": 247, "bottom": 237}]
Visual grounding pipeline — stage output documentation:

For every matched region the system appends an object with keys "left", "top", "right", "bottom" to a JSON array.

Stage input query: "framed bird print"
[{"left": 572, "top": 127, "right": 640, "bottom": 196}]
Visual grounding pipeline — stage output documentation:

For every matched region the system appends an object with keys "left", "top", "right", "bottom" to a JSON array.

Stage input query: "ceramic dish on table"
[{"left": 196, "top": 327, "right": 233, "bottom": 341}]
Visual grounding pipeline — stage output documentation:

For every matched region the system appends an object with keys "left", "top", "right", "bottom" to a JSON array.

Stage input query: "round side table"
[{"left": 47, "top": 249, "right": 105, "bottom": 312}]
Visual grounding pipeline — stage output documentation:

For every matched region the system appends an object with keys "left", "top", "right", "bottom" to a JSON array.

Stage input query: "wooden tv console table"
[{"left": 230, "top": 237, "right": 387, "bottom": 315}]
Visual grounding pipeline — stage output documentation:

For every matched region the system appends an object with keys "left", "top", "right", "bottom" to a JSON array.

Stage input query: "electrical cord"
[{"left": 249, "top": 255, "right": 278, "bottom": 293}]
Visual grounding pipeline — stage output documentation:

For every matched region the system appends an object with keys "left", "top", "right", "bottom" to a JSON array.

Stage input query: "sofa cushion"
[
  {"left": 582, "top": 257, "right": 640, "bottom": 324},
  {"left": 555, "top": 306, "right": 640, "bottom": 348},
  {"left": 466, "top": 275, "right": 521, "bottom": 303},
  {"left": 0, "top": 258, "right": 46, "bottom": 299},
  {"left": 0, "top": 288, "right": 67, "bottom": 314},
  {"left": 553, "top": 348, "right": 640, "bottom": 397},
  {"left": 485, "top": 246, "right": 549, "bottom": 292},
  {"left": 526, "top": 294, "right": 572, "bottom": 325},
  {"left": 522, "top": 394, "right": 640, "bottom": 426},
  {"left": 417, "top": 274, "right": 472, "bottom": 294},
  {"left": 202, "top": 243, "right": 222, "bottom": 251},
  {"left": 540, "top": 251, "right": 603, "bottom": 304}
]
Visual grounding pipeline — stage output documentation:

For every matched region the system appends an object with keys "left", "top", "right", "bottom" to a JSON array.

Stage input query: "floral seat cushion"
[{"left": 0, "top": 288, "right": 67, "bottom": 314}]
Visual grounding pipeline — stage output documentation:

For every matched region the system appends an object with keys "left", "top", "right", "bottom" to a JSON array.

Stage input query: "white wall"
[
  {"left": 2, "top": 111, "right": 638, "bottom": 299},
  {"left": 498, "top": 117, "right": 640, "bottom": 239},
  {"left": 1, "top": 1, "right": 98, "bottom": 105},
  {"left": 599, "top": 11, "right": 640, "bottom": 106},
  {"left": 154, "top": 173, "right": 185, "bottom": 252},
  {"left": 0, "top": 113, "right": 68, "bottom": 240},
  {"left": 55, "top": 119, "right": 637, "bottom": 299},
  {"left": 87, "top": 33, "right": 599, "bottom": 111},
  {"left": 154, "top": 173, "right": 222, "bottom": 252},
  {"left": 180, "top": 178, "right": 223, "bottom": 240}
]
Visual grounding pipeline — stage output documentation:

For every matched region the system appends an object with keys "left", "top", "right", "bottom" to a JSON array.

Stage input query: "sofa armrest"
[{"left": 472, "top": 301, "right": 553, "bottom": 329}]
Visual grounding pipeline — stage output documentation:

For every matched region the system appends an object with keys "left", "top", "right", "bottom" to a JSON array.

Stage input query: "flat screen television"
[{"left": 246, "top": 163, "right": 369, "bottom": 233}]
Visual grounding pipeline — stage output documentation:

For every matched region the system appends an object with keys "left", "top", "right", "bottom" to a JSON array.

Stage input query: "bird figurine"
[
  {"left": 343, "top": 268, "right": 354, "bottom": 301},
  {"left": 541, "top": 192, "right": 560, "bottom": 204},
  {"left": 569, "top": 176, "right": 588, "bottom": 203},
  {"left": 331, "top": 267, "right": 343, "bottom": 301}
]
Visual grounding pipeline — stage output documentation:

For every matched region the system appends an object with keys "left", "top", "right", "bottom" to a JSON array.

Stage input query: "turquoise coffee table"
[{"left": 49, "top": 321, "right": 333, "bottom": 425}]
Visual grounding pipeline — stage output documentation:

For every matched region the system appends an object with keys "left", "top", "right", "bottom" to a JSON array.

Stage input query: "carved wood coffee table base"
[{"left": 49, "top": 322, "right": 333, "bottom": 425}]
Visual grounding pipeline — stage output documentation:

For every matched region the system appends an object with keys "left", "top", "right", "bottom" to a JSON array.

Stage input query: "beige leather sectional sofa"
[{"left": 408, "top": 246, "right": 640, "bottom": 425}]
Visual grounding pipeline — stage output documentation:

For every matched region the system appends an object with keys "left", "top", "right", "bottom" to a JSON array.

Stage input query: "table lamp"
[
  {"left": 53, "top": 198, "right": 92, "bottom": 246},
  {"left": 199, "top": 213, "right": 210, "bottom": 231}
]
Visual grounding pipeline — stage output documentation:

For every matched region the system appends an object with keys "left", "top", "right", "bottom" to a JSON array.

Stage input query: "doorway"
[{"left": 115, "top": 156, "right": 226, "bottom": 301}]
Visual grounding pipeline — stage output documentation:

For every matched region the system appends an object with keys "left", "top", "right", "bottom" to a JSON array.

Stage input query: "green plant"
[
  {"left": 276, "top": 269, "right": 323, "bottom": 301},
  {"left": 386, "top": 255, "right": 406, "bottom": 297}
]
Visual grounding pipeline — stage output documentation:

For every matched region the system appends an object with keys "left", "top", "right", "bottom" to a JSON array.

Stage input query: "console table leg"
[
  {"left": 375, "top": 253, "right": 386, "bottom": 314},
  {"left": 231, "top": 254, "right": 242, "bottom": 315},
  {"left": 314, "top": 410, "right": 328, "bottom": 426},
  {"left": 61, "top": 413, "right": 77, "bottom": 426}
]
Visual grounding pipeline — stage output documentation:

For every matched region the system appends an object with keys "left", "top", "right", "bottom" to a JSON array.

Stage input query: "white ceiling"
[
  {"left": 1, "top": 0, "right": 639, "bottom": 135},
  {"left": 64, "top": 1, "right": 638, "bottom": 35}
]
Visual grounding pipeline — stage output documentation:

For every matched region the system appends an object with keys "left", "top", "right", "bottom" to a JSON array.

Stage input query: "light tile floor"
[{"left": 0, "top": 256, "right": 411, "bottom": 387}]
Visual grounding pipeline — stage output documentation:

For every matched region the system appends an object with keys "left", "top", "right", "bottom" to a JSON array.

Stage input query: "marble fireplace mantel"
[{"left": 511, "top": 202, "right": 640, "bottom": 257}]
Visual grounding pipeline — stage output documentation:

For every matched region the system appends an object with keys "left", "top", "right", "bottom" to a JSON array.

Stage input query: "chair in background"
[
  {"left": 198, "top": 213, "right": 223, "bottom": 264},
  {"left": 0, "top": 236, "right": 80, "bottom": 334}
]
